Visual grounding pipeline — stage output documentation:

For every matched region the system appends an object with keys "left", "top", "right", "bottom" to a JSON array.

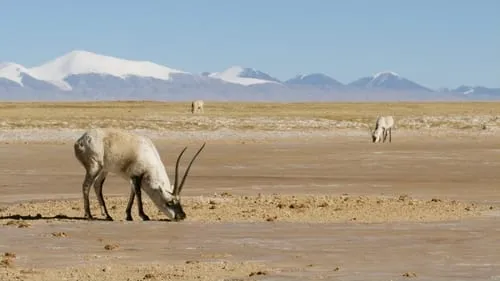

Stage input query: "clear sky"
[{"left": 1, "top": 0, "right": 498, "bottom": 89}]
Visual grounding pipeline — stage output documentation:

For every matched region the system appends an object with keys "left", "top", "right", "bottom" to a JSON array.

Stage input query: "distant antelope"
[
  {"left": 370, "top": 116, "right": 394, "bottom": 143},
  {"left": 191, "top": 100, "right": 204, "bottom": 114}
]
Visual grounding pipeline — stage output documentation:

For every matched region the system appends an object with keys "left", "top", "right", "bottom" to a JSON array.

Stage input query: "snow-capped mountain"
[
  {"left": 0, "top": 62, "right": 63, "bottom": 90},
  {"left": 452, "top": 85, "right": 500, "bottom": 96},
  {"left": 454, "top": 85, "right": 476, "bottom": 95},
  {"left": 27, "top": 50, "right": 187, "bottom": 90},
  {"left": 208, "top": 66, "right": 281, "bottom": 86},
  {"left": 0, "top": 50, "right": 498, "bottom": 101},
  {"left": 0, "top": 63, "right": 30, "bottom": 85},
  {"left": 285, "top": 73, "right": 344, "bottom": 88},
  {"left": 348, "top": 71, "right": 432, "bottom": 92}
]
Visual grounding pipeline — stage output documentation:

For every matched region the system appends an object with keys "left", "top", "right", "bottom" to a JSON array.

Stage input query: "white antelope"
[
  {"left": 191, "top": 100, "right": 204, "bottom": 114},
  {"left": 73, "top": 128, "right": 206, "bottom": 221},
  {"left": 370, "top": 116, "right": 394, "bottom": 143}
]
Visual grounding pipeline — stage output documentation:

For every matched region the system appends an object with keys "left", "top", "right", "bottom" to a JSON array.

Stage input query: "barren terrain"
[{"left": 0, "top": 101, "right": 500, "bottom": 281}]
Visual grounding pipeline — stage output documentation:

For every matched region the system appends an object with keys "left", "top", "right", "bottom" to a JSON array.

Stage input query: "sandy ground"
[{"left": 1, "top": 130, "right": 500, "bottom": 280}]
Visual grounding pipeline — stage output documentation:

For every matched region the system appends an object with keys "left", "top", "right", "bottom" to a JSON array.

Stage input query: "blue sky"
[{"left": 1, "top": 0, "right": 498, "bottom": 88}]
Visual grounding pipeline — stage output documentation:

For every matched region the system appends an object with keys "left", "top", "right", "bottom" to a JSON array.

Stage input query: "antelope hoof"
[{"left": 140, "top": 214, "right": 150, "bottom": 221}]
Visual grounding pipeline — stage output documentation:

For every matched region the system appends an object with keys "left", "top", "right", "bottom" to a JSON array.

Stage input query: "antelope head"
[{"left": 165, "top": 143, "right": 206, "bottom": 221}]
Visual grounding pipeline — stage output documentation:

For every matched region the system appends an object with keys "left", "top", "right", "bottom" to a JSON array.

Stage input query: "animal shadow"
[
  {"left": 0, "top": 213, "right": 104, "bottom": 221},
  {"left": 1, "top": 213, "right": 175, "bottom": 222}
]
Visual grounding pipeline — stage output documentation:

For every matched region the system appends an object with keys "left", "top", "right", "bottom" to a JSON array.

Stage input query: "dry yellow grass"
[{"left": 0, "top": 101, "right": 499, "bottom": 130}]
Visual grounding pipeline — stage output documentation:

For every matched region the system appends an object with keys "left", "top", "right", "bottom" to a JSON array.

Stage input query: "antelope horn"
[
  {"left": 173, "top": 146, "right": 188, "bottom": 195},
  {"left": 177, "top": 142, "right": 206, "bottom": 195}
]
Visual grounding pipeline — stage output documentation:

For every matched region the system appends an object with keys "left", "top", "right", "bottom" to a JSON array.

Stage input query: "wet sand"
[{"left": 1, "top": 135, "right": 500, "bottom": 280}]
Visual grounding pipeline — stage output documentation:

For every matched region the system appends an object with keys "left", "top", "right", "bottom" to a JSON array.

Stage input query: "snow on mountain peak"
[
  {"left": 373, "top": 71, "right": 400, "bottom": 79},
  {"left": 464, "top": 88, "right": 475, "bottom": 95},
  {"left": 28, "top": 50, "right": 187, "bottom": 90},
  {"left": 296, "top": 73, "right": 329, "bottom": 79},
  {"left": 214, "top": 66, "right": 247, "bottom": 78},
  {"left": 0, "top": 62, "right": 30, "bottom": 85},
  {"left": 369, "top": 71, "right": 402, "bottom": 87},
  {"left": 208, "top": 66, "right": 280, "bottom": 86},
  {"left": 286, "top": 73, "right": 344, "bottom": 87},
  {"left": 454, "top": 85, "right": 476, "bottom": 95}
]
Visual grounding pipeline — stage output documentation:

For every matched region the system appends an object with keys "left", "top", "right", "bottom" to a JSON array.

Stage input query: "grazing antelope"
[
  {"left": 370, "top": 116, "right": 394, "bottom": 143},
  {"left": 73, "top": 128, "right": 206, "bottom": 221},
  {"left": 191, "top": 100, "right": 204, "bottom": 114}
]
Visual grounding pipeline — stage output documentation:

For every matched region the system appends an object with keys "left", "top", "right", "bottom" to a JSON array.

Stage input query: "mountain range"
[{"left": 1, "top": 50, "right": 499, "bottom": 101}]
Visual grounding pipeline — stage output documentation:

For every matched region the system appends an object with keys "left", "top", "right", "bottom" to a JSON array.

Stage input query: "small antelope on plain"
[
  {"left": 370, "top": 116, "right": 394, "bottom": 143},
  {"left": 191, "top": 100, "right": 204, "bottom": 114},
  {"left": 73, "top": 128, "right": 206, "bottom": 222}
]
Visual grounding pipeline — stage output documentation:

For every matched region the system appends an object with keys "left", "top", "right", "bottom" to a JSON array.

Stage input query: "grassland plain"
[
  {"left": 1, "top": 101, "right": 500, "bottom": 131},
  {"left": 1, "top": 101, "right": 499, "bottom": 145}
]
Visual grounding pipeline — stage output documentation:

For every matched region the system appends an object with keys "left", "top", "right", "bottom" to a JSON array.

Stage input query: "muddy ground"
[{"left": 0, "top": 133, "right": 499, "bottom": 280}]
